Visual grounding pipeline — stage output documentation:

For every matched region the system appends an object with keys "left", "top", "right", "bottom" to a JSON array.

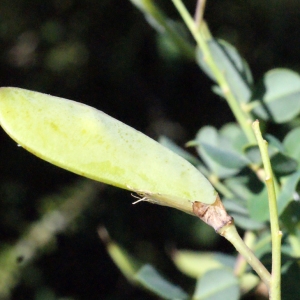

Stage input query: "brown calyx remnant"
[{"left": 193, "top": 194, "right": 233, "bottom": 232}]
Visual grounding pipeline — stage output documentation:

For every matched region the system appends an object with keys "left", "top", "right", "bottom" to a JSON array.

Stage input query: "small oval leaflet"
[{"left": 0, "top": 87, "right": 216, "bottom": 214}]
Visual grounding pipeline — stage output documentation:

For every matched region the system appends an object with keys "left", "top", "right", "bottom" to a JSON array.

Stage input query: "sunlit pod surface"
[{"left": 0, "top": 88, "right": 216, "bottom": 214}]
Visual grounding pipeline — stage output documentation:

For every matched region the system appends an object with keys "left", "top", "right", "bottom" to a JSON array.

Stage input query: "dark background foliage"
[{"left": 1, "top": 0, "right": 300, "bottom": 299}]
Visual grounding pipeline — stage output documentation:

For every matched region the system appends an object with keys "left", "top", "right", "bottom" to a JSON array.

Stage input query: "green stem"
[
  {"left": 171, "top": 0, "right": 256, "bottom": 144},
  {"left": 234, "top": 231, "right": 257, "bottom": 277},
  {"left": 219, "top": 221, "right": 271, "bottom": 289},
  {"left": 252, "top": 120, "right": 282, "bottom": 300}
]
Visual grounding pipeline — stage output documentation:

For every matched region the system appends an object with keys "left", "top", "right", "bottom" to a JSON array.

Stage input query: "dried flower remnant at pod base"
[{"left": 193, "top": 194, "right": 233, "bottom": 231}]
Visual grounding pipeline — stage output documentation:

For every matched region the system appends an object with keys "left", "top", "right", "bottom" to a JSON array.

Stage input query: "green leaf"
[
  {"left": 193, "top": 268, "right": 240, "bottom": 300},
  {"left": 244, "top": 135, "right": 281, "bottom": 165},
  {"left": 244, "top": 135, "right": 298, "bottom": 175},
  {"left": 280, "top": 201, "right": 300, "bottom": 234},
  {"left": 98, "top": 228, "right": 142, "bottom": 282},
  {"left": 239, "top": 273, "right": 259, "bottom": 294},
  {"left": 219, "top": 123, "right": 249, "bottom": 152},
  {"left": 265, "top": 134, "right": 285, "bottom": 152},
  {"left": 248, "top": 187, "right": 269, "bottom": 222},
  {"left": 223, "top": 174, "right": 265, "bottom": 229},
  {"left": 171, "top": 250, "right": 235, "bottom": 279},
  {"left": 201, "top": 143, "right": 250, "bottom": 169},
  {"left": 283, "top": 127, "right": 300, "bottom": 163},
  {"left": 223, "top": 198, "right": 248, "bottom": 215},
  {"left": 156, "top": 20, "right": 193, "bottom": 60},
  {"left": 251, "top": 68, "right": 300, "bottom": 123},
  {"left": 265, "top": 134, "right": 298, "bottom": 174},
  {"left": 224, "top": 176, "right": 261, "bottom": 202},
  {"left": 223, "top": 199, "right": 265, "bottom": 230},
  {"left": 231, "top": 211, "right": 266, "bottom": 230},
  {"left": 135, "top": 264, "right": 188, "bottom": 300},
  {"left": 277, "top": 170, "right": 300, "bottom": 216},
  {"left": 129, "top": 0, "right": 194, "bottom": 60},
  {"left": 271, "top": 152, "right": 298, "bottom": 175},
  {"left": 253, "top": 233, "right": 272, "bottom": 260},
  {"left": 194, "top": 125, "right": 249, "bottom": 178},
  {"left": 195, "top": 126, "right": 236, "bottom": 178},
  {"left": 196, "top": 39, "right": 252, "bottom": 103},
  {"left": 265, "top": 134, "right": 299, "bottom": 174},
  {"left": 281, "top": 260, "right": 300, "bottom": 300},
  {"left": 244, "top": 145, "right": 262, "bottom": 165},
  {"left": 0, "top": 87, "right": 217, "bottom": 215}
]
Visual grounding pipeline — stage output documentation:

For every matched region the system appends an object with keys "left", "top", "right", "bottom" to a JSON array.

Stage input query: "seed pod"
[{"left": 0, "top": 87, "right": 217, "bottom": 214}]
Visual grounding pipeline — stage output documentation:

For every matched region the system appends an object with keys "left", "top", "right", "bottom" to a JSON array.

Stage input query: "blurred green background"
[{"left": 1, "top": 0, "right": 300, "bottom": 299}]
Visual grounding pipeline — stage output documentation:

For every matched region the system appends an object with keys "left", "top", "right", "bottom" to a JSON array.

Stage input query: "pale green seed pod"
[{"left": 0, "top": 87, "right": 216, "bottom": 214}]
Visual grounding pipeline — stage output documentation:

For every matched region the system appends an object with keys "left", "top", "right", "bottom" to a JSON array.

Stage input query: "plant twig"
[
  {"left": 252, "top": 120, "right": 282, "bottom": 300},
  {"left": 234, "top": 231, "right": 256, "bottom": 277},
  {"left": 219, "top": 221, "right": 271, "bottom": 289},
  {"left": 193, "top": 196, "right": 271, "bottom": 289},
  {"left": 194, "top": 0, "right": 206, "bottom": 28}
]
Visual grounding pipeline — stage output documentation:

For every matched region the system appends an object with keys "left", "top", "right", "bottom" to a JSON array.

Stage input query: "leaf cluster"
[{"left": 115, "top": 1, "right": 300, "bottom": 299}]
